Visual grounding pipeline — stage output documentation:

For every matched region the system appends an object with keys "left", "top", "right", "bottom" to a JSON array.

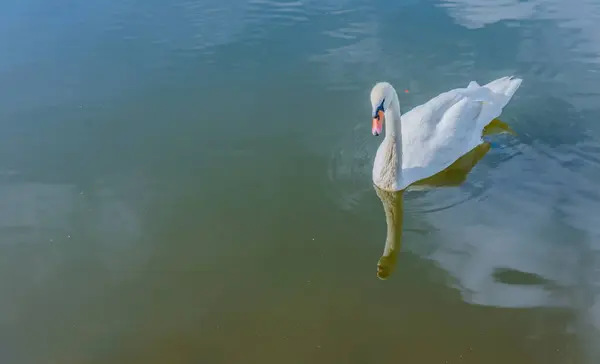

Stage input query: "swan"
[{"left": 370, "top": 76, "right": 522, "bottom": 191}]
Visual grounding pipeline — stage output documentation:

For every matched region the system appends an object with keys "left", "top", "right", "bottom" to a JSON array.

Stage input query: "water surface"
[{"left": 1, "top": 0, "right": 600, "bottom": 363}]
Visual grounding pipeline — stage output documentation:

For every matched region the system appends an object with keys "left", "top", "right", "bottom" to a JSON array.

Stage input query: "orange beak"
[{"left": 372, "top": 110, "right": 384, "bottom": 136}]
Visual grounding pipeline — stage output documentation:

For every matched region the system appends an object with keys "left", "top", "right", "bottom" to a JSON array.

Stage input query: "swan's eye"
[{"left": 373, "top": 99, "right": 385, "bottom": 119}]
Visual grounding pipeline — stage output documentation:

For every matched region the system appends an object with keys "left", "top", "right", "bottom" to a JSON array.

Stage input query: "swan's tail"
[
  {"left": 463, "top": 76, "right": 523, "bottom": 109},
  {"left": 483, "top": 76, "right": 522, "bottom": 96}
]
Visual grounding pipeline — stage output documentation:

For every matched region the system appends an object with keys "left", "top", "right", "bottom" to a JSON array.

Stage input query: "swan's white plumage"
[{"left": 372, "top": 76, "right": 522, "bottom": 191}]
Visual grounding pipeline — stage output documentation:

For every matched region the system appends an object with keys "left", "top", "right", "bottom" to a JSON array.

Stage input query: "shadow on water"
[
  {"left": 375, "top": 118, "right": 515, "bottom": 279},
  {"left": 376, "top": 128, "right": 514, "bottom": 279}
]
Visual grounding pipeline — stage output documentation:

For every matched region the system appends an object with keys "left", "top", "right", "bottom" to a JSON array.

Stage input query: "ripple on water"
[
  {"left": 327, "top": 122, "right": 376, "bottom": 212},
  {"left": 247, "top": 0, "right": 309, "bottom": 25},
  {"left": 402, "top": 134, "right": 520, "bottom": 214},
  {"left": 404, "top": 178, "right": 490, "bottom": 214},
  {"left": 170, "top": 0, "right": 250, "bottom": 52},
  {"left": 327, "top": 121, "right": 521, "bottom": 215}
]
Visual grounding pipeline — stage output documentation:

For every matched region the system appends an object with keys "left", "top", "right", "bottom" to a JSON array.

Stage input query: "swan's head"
[{"left": 370, "top": 82, "right": 396, "bottom": 136}]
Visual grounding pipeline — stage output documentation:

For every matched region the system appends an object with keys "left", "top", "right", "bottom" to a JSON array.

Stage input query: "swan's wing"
[
  {"left": 398, "top": 90, "right": 471, "bottom": 187},
  {"left": 398, "top": 95, "right": 487, "bottom": 187},
  {"left": 398, "top": 77, "right": 522, "bottom": 189}
]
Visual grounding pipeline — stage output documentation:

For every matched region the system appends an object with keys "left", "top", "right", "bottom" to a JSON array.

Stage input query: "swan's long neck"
[
  {"left": 384, "top": 91, "right": 402, "bottom": 140},
  {"left": 373, "top": 89, "right": 403, "bottom": 191}
]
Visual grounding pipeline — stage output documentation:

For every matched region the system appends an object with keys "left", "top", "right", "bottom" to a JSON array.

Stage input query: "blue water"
[{"left": 1, "top": 0, "right": 600, "bottom": 363}]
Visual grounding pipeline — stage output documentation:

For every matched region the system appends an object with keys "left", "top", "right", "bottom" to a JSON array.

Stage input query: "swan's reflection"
[{"left": 375, "top": 119, "right": 514, "bottom": 279}]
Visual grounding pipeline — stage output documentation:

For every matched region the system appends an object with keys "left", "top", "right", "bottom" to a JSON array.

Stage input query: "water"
[{"left": 1, "top": 0, "right": 600, "bottom": 362}]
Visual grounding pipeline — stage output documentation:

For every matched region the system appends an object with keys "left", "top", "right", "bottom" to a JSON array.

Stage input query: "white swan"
[{"left": 371, "top": 76, "right": 522, "bottom": 191}]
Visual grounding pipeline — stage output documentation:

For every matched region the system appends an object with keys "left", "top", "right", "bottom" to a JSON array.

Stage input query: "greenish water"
[{"left": 1, "top": 0, "right": 600, "bottom": 363}]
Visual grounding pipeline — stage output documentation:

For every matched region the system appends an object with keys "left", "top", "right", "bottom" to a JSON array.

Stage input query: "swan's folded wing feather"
[
  {"left": 395, "top": 77, "right": 522, "bottom": 189},
  {"left": 400, "top": 89, "right": 464, "bottom": 164},
  {"left": 399, "top": 90, "right": 485, "bottom": 188}
]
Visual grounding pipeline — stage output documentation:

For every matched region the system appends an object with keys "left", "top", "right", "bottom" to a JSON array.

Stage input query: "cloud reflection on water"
[
  {"left": 435, "top": 0, "right": 600, "bottom": 355},
  {"left": 323, "top": 1, "right": 600, "bottom": 357}
]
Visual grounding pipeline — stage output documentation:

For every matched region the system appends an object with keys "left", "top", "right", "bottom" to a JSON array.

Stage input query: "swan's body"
[{"left": 370, "top": 76, "right": 522, "bottom": 191}]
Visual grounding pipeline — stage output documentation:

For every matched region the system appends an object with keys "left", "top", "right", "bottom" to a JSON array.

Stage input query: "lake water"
[{"left": 2, "top": 0, "right": 600, "bottom": 363}]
